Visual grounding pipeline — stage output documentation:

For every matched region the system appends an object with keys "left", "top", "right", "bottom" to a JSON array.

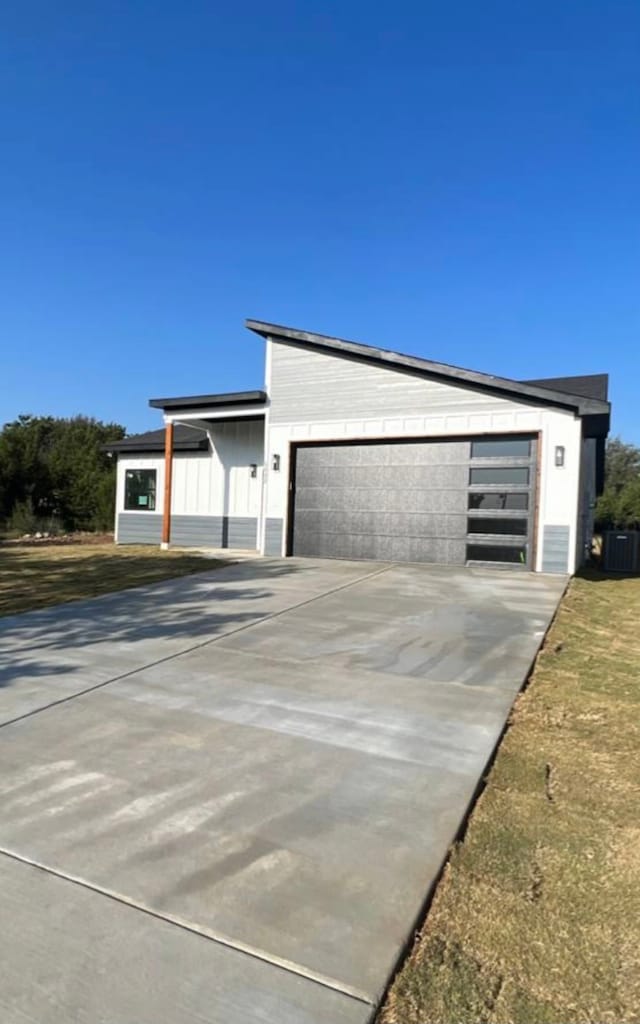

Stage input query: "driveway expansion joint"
[
  {"left": 0, "top": 846, "right": 374, "bottom": 1008},
  {"left": 0, "top": 561, "right": 394, "bottom": 733}
]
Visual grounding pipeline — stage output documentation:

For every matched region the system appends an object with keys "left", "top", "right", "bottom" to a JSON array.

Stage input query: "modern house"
[{"left": 106, "top": 319, "right": 610, "bottom": 574}]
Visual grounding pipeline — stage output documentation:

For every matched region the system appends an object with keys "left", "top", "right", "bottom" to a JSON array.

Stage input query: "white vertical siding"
[
  {"left": 207, "top": 420, "right": 264, "bottom": 518},
  {"left": 171, "top": 453, "right": 213, "bottom": 515},
  {"left": 114, "top": 420, "right": 265, "bottom": 520}
]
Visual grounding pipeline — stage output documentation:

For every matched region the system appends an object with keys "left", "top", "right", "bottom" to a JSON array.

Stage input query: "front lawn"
[
  {"left": 380, "top": 572, "right": 640, "bottom": 1024},
  {"left": 0, "top": 541, "right": 226, "bottom": 616}
]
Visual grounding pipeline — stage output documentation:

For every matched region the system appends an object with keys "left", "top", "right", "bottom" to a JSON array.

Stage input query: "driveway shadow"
[{"left": 0, "top": 557, "right": 306, "bottom": 690}]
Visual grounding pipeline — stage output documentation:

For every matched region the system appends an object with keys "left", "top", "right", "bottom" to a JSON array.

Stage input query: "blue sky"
[{"left": 1, "top": 2, "right": 638, "bottom": 439}]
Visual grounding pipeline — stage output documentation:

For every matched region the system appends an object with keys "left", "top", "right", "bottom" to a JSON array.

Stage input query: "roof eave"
[
  {"left": 103, "top": 439, "right": 209, "bottom": 454},
  {"left": 148, "top": 389, "right": 267, "bottom": 412}
]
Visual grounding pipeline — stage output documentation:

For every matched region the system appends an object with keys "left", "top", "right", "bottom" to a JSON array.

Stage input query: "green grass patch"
[
  {"left": 380, "top": 573, "right": 640, "bottom": 1024},
  {"left": 0, "top": 542, "right": 227, "bottom": 616}
]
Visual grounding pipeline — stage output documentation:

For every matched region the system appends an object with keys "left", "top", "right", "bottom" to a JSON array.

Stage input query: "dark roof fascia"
[
  {"left": 103, "top": 424, "right": 210, "bottom": 454},
  {"left": 108, "top": 441, "right": 209, "bottom": 454},
  {"left": 579, "top": 412, "right": 610, "bottom": 497},
  {"left": 200, "top": 413, "right": 265, "bottom": 425},
  {"left": 148, "top": 389, "right": 267, "bottom": 411},
  {"left": 246, "top": 319, "right": 610, "bottom": 417},
  {"left": 105, "top": 438, "right": 209, "bottom": 454},
  {"left": 581, "top": 412, "right": 611, "bottom": 439}
]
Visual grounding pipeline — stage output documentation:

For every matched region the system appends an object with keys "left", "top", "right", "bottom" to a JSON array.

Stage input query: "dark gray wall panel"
[{"left": 541, "top": 525, "right": 570, "bottom": 573}]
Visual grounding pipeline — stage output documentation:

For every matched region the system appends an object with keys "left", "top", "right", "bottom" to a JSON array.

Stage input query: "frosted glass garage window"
[
  {"left": 125, "top": 470, "right": 157, "bottom": 510},
  {"left": 469, "top": 467, "right": 530, "bottom": 486},
  {"left": 471, "top": 438, "right": 531, "bottom": 458}
]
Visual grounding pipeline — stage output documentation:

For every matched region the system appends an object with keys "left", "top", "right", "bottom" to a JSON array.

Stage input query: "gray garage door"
[{"left": 290, "top": 436, "right": 537, "bottom": 568}]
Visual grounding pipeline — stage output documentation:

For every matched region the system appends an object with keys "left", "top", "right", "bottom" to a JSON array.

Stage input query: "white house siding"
[
  {"left": 263, "top": 339, "right": 582, "bottom": 572},
  {"left": 206, "top": 420, "right": 264, "bottom": 519},
  {"left": 115, "top": 420, "right": 264, "bottom": 548},
  {"left": 115, "top": 454, "right": 164, "bottom": 543}
]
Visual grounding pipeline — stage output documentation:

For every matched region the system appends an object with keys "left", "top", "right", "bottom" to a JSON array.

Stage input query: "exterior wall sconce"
[
  {"left": 250, "top": 464, "right": 257, "bottom": 478},
  {"left": 272, "top": 454, "right": 281, "bottom": 472},
  {"left": 555, "top": 446, "right": 565, "bottom": 467}
]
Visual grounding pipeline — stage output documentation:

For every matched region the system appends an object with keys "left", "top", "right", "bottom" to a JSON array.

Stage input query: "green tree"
[
  {"left": 0, "top": 415, "right": 125, "bottom": 533},
  {"left": 595, "top": 436, "right": 640, "bottom": 530},
  {"left": 601, "top": 437, "right": 640, "bottom": 492}
]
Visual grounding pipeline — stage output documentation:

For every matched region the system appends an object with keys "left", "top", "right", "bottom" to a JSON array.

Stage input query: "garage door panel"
[
  {"left": 405, "top": 537, "right": 467, "bottom": 563},
  {"left": 295, "top": 463, "right": 469, "bottom": 490},
  {"left": 295, "top": 486, "right": 468, "bottom": 515},
  {"left": 291, "top": 438, "right": 536, "bottom": 567},
  {"left": 294, "top": 530, "right": 468, "bottom": 564},
  {"left": 294, "top": 509, "right": 468, "bottom": 539},
  {"left": 379, "top": 441, "right": 469, "bottom": 466},
  {"left": 294, "top": 531, "right": 375, "bottom": 560}
]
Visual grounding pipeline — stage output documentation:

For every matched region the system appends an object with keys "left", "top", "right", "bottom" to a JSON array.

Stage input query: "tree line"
[
  {"left": 0, "top": 415, "right": 638, "bottom": 537},
  {"left": 0, "top": 415, "right": 125, "bottom": 535}
]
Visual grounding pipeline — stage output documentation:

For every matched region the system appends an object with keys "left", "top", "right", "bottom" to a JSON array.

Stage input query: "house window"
[{"left": 125, "top": 469, "right": 157, "bottom": 510}]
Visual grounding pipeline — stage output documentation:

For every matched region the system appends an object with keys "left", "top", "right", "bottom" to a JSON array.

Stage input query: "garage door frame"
[{"left": 285, "top": 431, "right": 542, "bottom": 569}]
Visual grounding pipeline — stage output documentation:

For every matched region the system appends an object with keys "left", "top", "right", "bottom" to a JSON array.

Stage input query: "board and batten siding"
[
  {"left": 207, "top": 420, "right": 264, "bottom": 519},
  {"left": 263, "top": 338, "right": 582, "bottom": 572},
  {"left": 114, "top": 419, "right": 264, "bottom": 548}
]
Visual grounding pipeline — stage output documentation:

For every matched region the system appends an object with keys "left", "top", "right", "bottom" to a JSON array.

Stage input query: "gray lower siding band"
[
  {"left": 264, "top": 518, "right": 284, "bottom": 556},
  {"left": 117, "top": 514, "right": 258, "bottom": 549},
  {"left": 541, "top": 525, "right": 570, "bottom": 573},
  {"left": 117, "top": 514, "right": 163, "bottom": 544}
]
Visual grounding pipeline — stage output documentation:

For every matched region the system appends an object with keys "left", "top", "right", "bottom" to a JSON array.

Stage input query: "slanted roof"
[
  {"left": 148, "top": 389, "right": 266, "bottom": 411},
  {"left": 246, "top": 319, "right": 611, "bottom": 420},
  {"left": 104, "top": 424, "right": 209, "bottom": 454},
  {"left": 522, "top": 374, "right": 609, "bottom": 403}
]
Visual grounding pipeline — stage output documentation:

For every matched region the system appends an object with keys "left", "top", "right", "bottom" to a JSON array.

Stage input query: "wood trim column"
[{"left": 161, "top": 421, "right": 174, "bottom": 548}]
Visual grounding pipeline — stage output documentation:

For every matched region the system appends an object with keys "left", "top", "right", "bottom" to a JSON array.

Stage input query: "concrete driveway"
[{"left": 0, "top": 558, "right": 565, "bottom": 1024}]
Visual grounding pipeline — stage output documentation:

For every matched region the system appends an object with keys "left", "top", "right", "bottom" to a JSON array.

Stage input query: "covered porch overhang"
[{"left": 148, "top": 390, "right": 267, "bottom": 549}]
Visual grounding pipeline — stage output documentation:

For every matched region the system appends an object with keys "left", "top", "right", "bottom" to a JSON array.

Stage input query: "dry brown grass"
[
  {"left": 0, "top": 542, "right": 226, "bottom": 616},
  {"left": 380, "top": 572, "right": 640, "bottom": 1024}
]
